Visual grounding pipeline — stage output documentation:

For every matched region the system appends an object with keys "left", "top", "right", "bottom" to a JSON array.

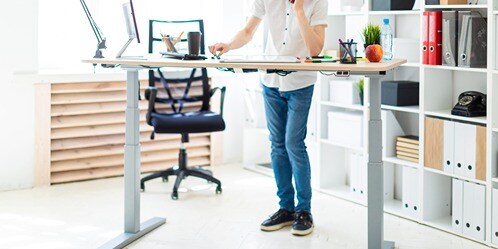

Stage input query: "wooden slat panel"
[
  {"left": 51, "top": 110, "right": 148, "bottom": 128},
  {"left": 51, "top": 122, "right": 152, "bottom": 139},
  {"left": 51, "top": 81, "right": 148, "bottom": 94},
  {"left": 51, "top": 136, "right": 210, "bottom": 161},
  {"left": 34, "top": 84, "right": 52, "bottom": 187},
  {"left": 51, "top": 146, "right": 210, "bottom": 172},
  {"left": 51, "top": 156, "right": 210, "bottom": 184},
  {"left": 476, "top": 125, "right": 487, "bottom": 181},
  {"left": 51, "top": 101, "right": 148, "bottom": 117},
  {"left": 51, "top": 132, "right": 209, "bottom": 151},
  {"left": 424, "top": 117, "right": 443, "bottom": 170}
]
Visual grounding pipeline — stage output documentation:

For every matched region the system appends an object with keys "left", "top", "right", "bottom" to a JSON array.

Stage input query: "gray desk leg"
[
  {"left": 98, "top": 69, "right": 166, "bottom": 249},
  {"left": 367, "top": 76, "right": 394, "bottom": 249}
]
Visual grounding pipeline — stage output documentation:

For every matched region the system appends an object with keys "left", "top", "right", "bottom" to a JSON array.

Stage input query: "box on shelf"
[
  {"left": 328, "top": 111, "right": 363, "bottom": 148},
  {"left": 372, "top": 0, "right": 416, "bottom": 11},
  {"left": 381, "top": 81, "right": 419, "bottom": 106},
  {"left": 440, "top": 0, "right": 468, "bottom": 4},
  {"left": 393, "top": 38, "right": 420, "bottom": 63},
  {"left": 329, "top": 79, "right": 360, "bottom": 105}
]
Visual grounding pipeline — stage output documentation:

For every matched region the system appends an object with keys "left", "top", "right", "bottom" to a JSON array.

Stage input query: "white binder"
[
  {"left": 350, "top": 152, "right": 360, "bottom": 196},
  {"left": 454, "top": 123, "right": 467, "bottom": 177},
  {"left": 452, "top": 178, "right": 463, "bottom": 234},
  {"left": 463, "top": 124, "right": 477, "bottom": 179},
  {"left": 402, "top": 166, "right": 419, "bottom": 218},
  {"left": 443, "top": 121, "right": 455, "bottom": 174},
  {"left": 358, "top": 154, "right": 368, "bottom": 203},
  {"left": 492, "top": 188, "right": 498, "bottom": 245},
  {"left": 463, "top": 181, "right": 486, "bottom": 241}
]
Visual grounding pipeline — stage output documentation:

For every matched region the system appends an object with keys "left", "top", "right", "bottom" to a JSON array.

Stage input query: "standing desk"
[{"left": 82, "top": 57, "right": 406, "bottom": 249}]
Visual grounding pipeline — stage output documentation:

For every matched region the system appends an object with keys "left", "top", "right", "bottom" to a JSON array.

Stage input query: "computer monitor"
[{"left": 116, "top": 0, "right": 141, "bottom": 58}]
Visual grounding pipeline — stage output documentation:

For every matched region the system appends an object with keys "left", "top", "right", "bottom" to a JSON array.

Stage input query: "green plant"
[
  {"left": 357, "top": 78, "right": 365, "bottom": 96},
  {"left": 362, "top": 24, "right": 381, "bottom": 46}
]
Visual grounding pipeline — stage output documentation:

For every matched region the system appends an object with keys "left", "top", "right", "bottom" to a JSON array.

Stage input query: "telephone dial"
[{"left": 451, "top": 91, "right": 486, "bottom": 117}]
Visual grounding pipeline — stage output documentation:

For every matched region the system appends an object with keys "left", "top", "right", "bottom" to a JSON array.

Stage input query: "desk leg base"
[
  {"left": 383, "top": 240, "right": 395, "bottom": 249},
  {"left": 98, "top": 217, "right": 166, "bottom": 249}
]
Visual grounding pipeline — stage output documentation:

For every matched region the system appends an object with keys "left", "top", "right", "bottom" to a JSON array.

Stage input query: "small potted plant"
[
  {"left": 362, "top": 24, "right": 383, "bottom": 62},
  {"left": 357, "top": 78, "right": 364, "bottom": 105}
]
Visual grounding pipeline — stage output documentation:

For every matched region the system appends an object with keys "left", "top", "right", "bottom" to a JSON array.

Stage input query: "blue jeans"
[{"left": 262, "top": 84, "right": 314, "bottom": 213}]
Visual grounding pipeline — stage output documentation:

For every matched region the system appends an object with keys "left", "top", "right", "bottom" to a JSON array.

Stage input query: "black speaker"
[
  {"left": 372, "top": 0, "right": 416, "bottom": 11},
  {"left": 425, "top": 0, "right": 440, "bottom": 5}
]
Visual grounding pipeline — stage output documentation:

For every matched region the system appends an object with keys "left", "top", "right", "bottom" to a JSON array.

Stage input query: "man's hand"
[
  {"left": 208, "top": 43, "right": 231, "bottom": 56},
  {"left": 292, "top": 0, "right": 304, "bottom": 13}
]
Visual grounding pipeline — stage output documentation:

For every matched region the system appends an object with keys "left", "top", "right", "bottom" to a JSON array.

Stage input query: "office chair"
[{"left": 141, "top": 19, "right": 225, "bottom": 200}]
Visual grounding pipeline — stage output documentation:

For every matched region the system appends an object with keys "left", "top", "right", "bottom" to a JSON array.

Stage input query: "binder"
[
  {"left": 454, "top": 123, "right": 467, "bottom": 177},
  {"left": 442, "top": 11, "right": 458, "bottom": 66},
  {"left": 463, "top": 182, "right": 485, "bottom": 241},
  {"left": 428, "top": 11, "right": 443, "bottom": 65},
  {"left": 458, "top": 13, "right": 487, "bottom": 68},
  {"left": 402, "top": 166, "right": 419, "bottom": 218},
  {"left": 463, "top": 124, "right": 477, "bottom": 179},
  {"left": 443, "top": 121, "right": 455, "bottom": 174},
  {"left": 358, "top": 154, "right": 368, "bottom": 203},
  {"left": 492, "top": 188, "right": 498, "bottom": 245},
  {"left": 452, "top": 178, "right": 463, "bottom": 234},
  {"left": 422, "top": 11, "right": 430, "bottom": 64},
  {"left": 350, "top": 152, "right": 360, "bottom": 196}
]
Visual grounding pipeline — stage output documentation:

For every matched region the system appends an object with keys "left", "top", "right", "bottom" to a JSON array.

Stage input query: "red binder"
[
  {"left": 428, "top": 11, "right": 442, "bottom": 65},
  {"left": 422, "top": 11, "right": 429, "bottom": 64}
]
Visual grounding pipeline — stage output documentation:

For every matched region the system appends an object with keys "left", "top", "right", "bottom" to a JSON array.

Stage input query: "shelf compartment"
[
  {"left": 316, "top": 185, "right": 366, "bottom": 206},
  {"left": 381, "top": 105, "right": 420, "bottom": 114},
  {"left": 423, "top": 64, "right": 487, "bottom": 73},
  {"left": 425, "top": 110, "right": 487, "bottom": 125},
  {"left": 400, "top": 62, "right": 421, "bottom": 68},
  {"left": 384, "top": 156, "right": 419, "bottom": 169},
  {"left": 424, "top": 167, "right": 487, "bottom": 185},
  {"left": 321, "top": 101, "right": 366, "bottom": 111},
  {"left": 320, "top": 139, "right": 364, "bottom": 152}
]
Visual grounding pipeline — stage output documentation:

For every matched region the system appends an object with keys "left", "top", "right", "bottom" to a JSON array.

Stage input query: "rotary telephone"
[{"left": 451, "top": 91, "right": 486, "bottom": 117}]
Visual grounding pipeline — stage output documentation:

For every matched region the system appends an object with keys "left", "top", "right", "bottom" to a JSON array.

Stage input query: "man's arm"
[
  {"left": 209, "top": 16, "right": 262, "bottom": 56},
  {"left": 293, "top": 0, "right": 326, "bottom": 57}
]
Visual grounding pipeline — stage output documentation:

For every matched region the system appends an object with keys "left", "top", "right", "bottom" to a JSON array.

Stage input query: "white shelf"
[
  {"left": 425, "top": 110, "right": 487, "bottom": 125},
  {"left": 424, "top": 4, "right": 488, "bottom": 9},
  {"left": 400, "top": 62, "right": 421, "bottom": 68},
  {"left": 493, "top": 128, "right": 498, "bottom": 133},
  {"left": 382, "top": 105, "right": 420, "bottom": 114},
  {"left": 424, "top": 167, "right": 487, "bottom": 185},
  {"left": 321, "top": 101, "right": 366, "bottom": 111},
  {"left": 425, "top": 216, "right": 453, "bottom": 234},
  {"left": 320, "top": 139, "right": 364, "bottom": 152},
  {"left": 328, "top": 11, "right": 365, "bottom": 16},
  {"left": 423, "top": 64, "right": 488, "bottom": 73},
  {"left": 384, "top": 156, "right": 420, "bottom": 169},
  {"left": 494, "top": 70, "right": 498, "bottom": 74},
  {"left": 316, "top": 185, "right": 366, "bottom": 206},
  {"left": 369, "top": 10, "right": 421, "bottom": 15},
  {"left": 492, "top": 177, "right": 498, "bottom": 184},
  {"left": 494, "top": 10, "right": 498, "bottom": 15}
]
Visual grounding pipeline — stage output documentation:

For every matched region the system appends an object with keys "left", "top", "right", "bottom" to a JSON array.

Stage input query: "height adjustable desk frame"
[{"left": 83, "top": 57, "right": 405, "bottom": 249}]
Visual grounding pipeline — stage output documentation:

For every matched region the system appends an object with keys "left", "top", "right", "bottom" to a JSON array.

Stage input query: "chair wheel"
[
  {"left": 216, "top": 186, "right": 222, "bottom": 194},
  {"left": 162, "top": 177, "right": 168, "bottom": 182},
  {"left": 171, "top": 192, "right": 178, "bottom": 200}
]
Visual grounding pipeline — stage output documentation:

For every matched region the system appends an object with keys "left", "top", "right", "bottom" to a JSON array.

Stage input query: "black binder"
[
  {"left": 442, "top": 11, "right": 458, "bottom": 67},
  {"left": 457, "top": 13, "right": 487, "bottom": 68}
]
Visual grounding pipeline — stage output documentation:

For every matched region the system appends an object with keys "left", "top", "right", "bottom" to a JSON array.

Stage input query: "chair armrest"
[
  {"left": 145, "top": 87, "right": 158, "bottom": 125},
  {"left": 210, "top": 86, "right": 226, "bottom": 117}
]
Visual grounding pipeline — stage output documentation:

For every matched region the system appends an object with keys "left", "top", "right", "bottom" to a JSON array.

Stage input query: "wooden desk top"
[{"left": 83, "top": 56, "right": 406, "bottom": 72}]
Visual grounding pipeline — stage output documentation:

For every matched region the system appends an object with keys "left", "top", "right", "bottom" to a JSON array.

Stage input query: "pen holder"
[{"left": 339, "top": 42, "right": 357, "bottom": 64}]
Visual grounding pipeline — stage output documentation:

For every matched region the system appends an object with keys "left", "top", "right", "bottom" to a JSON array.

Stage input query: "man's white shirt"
[{"left": 251, "top": 0, "right": 328, "bottom": 91}]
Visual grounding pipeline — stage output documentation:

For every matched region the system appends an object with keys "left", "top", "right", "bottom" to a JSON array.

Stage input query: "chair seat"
[{"left": 150, "top": 111, "right": 225, "bottom": 134}]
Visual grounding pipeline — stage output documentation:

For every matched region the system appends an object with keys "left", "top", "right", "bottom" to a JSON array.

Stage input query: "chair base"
[{"left": 140, "top": 148, "right": 222, "bottom": 200}]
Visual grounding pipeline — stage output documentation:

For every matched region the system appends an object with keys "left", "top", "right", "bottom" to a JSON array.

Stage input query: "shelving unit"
[{"left": 310, "top": 1, "right": 498, "bottom": 248}]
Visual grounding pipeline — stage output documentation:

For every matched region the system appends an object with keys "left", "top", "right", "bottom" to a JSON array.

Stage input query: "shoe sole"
[
  {"left": 260, "top": 221, "right": 294, "bottom": 231},
  {"left": 291, "top": 226, "right": 314, "bottom": 236}
]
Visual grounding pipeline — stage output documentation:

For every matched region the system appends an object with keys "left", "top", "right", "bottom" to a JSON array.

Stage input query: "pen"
[
  {"left": 307, "top": 55, "right": 333, "bottom": 59},
  {"left": 304, "top": 59, "right": 337, "bottom": 63},
  {"left": 173, "top": 31, "right": 184, "bottom": 45}
]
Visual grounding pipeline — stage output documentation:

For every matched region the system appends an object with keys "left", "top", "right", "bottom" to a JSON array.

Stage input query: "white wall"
[{"left": 0, "top": 1, "right": 38, "bottom": 191}]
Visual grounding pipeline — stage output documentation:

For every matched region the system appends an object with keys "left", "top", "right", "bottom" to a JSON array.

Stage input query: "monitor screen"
[{"left": 123, "top": 0, "right": 140, "bottom": 44}]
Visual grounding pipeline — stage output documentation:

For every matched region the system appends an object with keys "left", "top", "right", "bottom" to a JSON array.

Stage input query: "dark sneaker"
[
  {"left": 260, "top": 209, "right": 295, "bottom": 231},
  {"left": 291, "top": 212, "right": 314, "bottom": 236}
]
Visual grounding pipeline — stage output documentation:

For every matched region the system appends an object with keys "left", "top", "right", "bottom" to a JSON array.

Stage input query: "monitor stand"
[{"left": 115, "top": 37, "right": 146, "bottom": 60}]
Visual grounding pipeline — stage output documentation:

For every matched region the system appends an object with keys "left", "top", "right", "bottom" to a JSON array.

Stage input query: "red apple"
[{"left": 365, "top": 44, "right": 383, "bottom": 63}]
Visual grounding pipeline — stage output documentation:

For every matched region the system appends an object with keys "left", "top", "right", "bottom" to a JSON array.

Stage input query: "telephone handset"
[{"left": 451, "top": 91, "right": 487, "bottom": 117}]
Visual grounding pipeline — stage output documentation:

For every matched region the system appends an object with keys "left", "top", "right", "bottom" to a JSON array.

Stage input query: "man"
[{"left": 209, "top": 0, "right": 327, "bottom": 236}]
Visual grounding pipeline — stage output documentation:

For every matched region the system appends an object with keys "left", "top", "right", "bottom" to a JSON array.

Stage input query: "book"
[
  {"left": 397, "top": 151, "right": 420, "bottom": 159},
  {"left": 396, "top": 135, "right": 419, "bottom": 145},
  {"left": 396, "top": 142, "right": 419, "bottom": 150},
  {"left": 397, "top": 155, "right": 419, "bottom": 163},
  {"left": 396, "top": 146, "right": 419, "bottom": 155}
]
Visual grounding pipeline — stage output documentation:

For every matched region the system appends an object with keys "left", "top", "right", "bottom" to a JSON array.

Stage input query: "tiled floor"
[{"left": 0, "top": 164, "right": 492, "bottom": 249}]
